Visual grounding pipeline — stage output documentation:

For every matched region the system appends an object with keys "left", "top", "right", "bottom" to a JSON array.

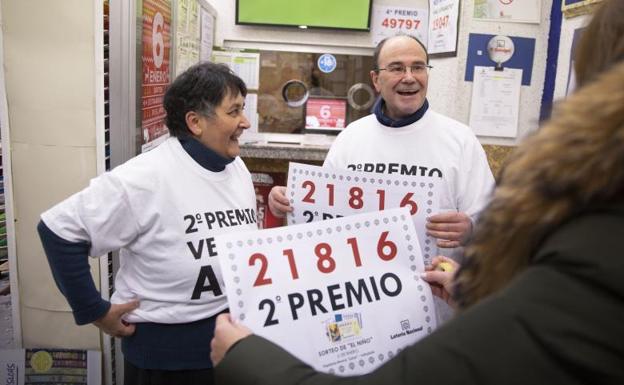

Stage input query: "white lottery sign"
[
  {"left": 427, "top": 0, "right": 460, "bottom": 55},
  {"left": 371, "top": 5, "right": 429, "bottom": 46},
  {"left": 286, "top": 162, "right": 440, "bottom": 264},
  {"left": 215, "top": 208, "right": 437, "bottom": 376}
]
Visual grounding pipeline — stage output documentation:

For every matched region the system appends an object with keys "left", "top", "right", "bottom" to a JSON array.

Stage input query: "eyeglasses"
[{"left": 376, "top": 63, "right": 433, "bottom": 76}]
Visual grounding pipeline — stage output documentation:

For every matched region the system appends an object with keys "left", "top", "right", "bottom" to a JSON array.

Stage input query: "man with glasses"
[{"left": 270, "top": 35, "right": 494, "bottom": 261}]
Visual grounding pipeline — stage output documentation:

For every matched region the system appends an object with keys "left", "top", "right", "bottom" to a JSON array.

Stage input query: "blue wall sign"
[
  {"left": 465, "top": 33, "right": 536, "bottom": 86},
  {"left": 317, "top": 54, "right": 337, "bottom": 74}
]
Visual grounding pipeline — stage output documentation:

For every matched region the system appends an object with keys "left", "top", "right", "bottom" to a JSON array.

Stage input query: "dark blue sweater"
[
  {"left": 373, "top": 98, "right": 429, "bottom": 127},
  {"left": 38, "top": 136, "right": 233, "bottom": 370}
]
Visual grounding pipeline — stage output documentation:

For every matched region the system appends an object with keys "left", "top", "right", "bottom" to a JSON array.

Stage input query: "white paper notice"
[
  {"left": 469, "top": 66, "right": 522, "bottom": 138},
  {"left": 371, "top": 5, "right": 428, "bottom": 46},
  {"left": 286, "top": 162, "right": 441, "bottom": 264},
  {"left": 200, "top": 7, "right": 215, "bottom": 62},
  {"left": 175, "top": 0, "right": 200, "bottom": 76},
  {"left": 212, "top": 51, "right": 260, "bottom": 90},
  {"left": 473, "top": 0, "right": 541, "bottom": 24},
  {"left": 215, "top": 208, "right": 437, "bottom": 376}
]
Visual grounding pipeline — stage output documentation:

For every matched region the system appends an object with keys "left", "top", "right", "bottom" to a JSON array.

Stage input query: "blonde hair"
[{"left": 455, "top": 61, "right": 624, "bottom": 308}]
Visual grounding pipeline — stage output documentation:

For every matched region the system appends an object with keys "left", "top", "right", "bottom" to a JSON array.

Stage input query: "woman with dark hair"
[
  {"left": 210, "top": 1, "right": 624, "bottom": 384},
  {"left": 38, "top": 62, "right": 256, "bottom": 384},
  {"left": 573, "top": 0, "right": 624, "bottom": 87}
]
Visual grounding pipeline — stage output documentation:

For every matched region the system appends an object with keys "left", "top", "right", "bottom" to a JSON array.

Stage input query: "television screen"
[
  {"left": 305, "top": 97, "right": 348, "bottom": 134},
  {"left": 236, "top": 0, "right": 372, "bottom": 31}
]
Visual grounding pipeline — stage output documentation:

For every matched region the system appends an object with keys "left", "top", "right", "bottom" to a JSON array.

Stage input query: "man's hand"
[
  {"left": 426, "top": 211, "right": 472, "bottom": 248},
  {"left": 93, "top": 300, "right": 139, "bottom": 337},
  {"left": 268, "top": 186, "right": 292, "bottom": 218},
  {"left": 211, "top": 313, "right": 252, "bottom": 366}
]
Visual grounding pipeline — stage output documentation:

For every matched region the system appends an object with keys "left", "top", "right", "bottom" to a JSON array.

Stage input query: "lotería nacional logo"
[{"left": 390, "top": 319, "right": 423, "bottom": 340}]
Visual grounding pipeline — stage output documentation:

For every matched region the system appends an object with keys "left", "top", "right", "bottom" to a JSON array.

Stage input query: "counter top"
[
  {"left": 240, "top": 140, "right": 514, "bottom": 178},
  {"left": 240, "top": 141, "right": 330, "bottom": 162}
]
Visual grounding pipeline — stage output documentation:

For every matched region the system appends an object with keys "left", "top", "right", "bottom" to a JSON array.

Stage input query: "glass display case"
[{"left": 256, "top": 51, "right": 376, "bottom": 134}]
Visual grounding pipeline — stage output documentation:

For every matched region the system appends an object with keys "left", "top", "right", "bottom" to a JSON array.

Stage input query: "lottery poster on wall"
[
  {"left": 215, "top": 208, "right": 437, "bottom": 376},
  {"left": 141, "top": 0, "right": 172, "bottom": 153},
  {"left": 286, "top": 163, "right": 441, "bottom": 264},
  {"left": 305, "top": 97, "right": 347, "bottom": 132},
  {"left": 371, "top": 5, "right": 429, "bottom": 46},
  {"left": 427, "top": 0, "right": 460, "bottom": 56}
]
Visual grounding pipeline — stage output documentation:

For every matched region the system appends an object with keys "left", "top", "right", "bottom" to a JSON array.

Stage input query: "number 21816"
[
  {"left": 301, "top": 180, "right": 418, "bottom": 215},
  {"left": 249, "top": 231, "right": 398, "bottom": 287}
]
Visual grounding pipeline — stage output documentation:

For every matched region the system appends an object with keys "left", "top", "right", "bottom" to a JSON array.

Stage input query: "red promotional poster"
[
  {"left": 305, "top": 97, "right": 347, "bottom": 132},
  {"left": 252, "top": 172, "right": 285, "bottom": 229},
  {"left": 141, "top": 0, "right": 172, "bottom": 152}
]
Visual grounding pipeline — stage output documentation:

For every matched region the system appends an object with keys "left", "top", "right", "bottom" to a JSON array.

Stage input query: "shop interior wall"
[
  {"left": 2, "top": 0, "right": 102, "bottom": 349},
  {"left": 208, "top": 0, "right": 554, "bottom": 146},
  {"left": 439, "top": 0, "right": 552, "bottom": 145}
]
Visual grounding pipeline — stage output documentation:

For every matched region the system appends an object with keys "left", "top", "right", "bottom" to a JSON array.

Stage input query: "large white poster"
[
  {"left": 215, "top": 208, "right": 436, "bottom": 376},
  {"left": 427, "top": 0, "right": 460, "bottom": 55},
  {"left": 286, "top": 162, "right": 440, "bottom": 264}
]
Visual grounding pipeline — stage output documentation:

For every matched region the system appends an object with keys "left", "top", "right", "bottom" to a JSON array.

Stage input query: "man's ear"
[
  {"left": 370, "top": 70, "right": 381, "bottom": 93},
  {"left": 185, "top": 111, "right": 202, "bottom": 136}
]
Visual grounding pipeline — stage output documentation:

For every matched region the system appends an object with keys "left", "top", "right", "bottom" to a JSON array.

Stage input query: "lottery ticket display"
[
  {"left": 286, "top": 162, "right": 441, "bottom": 264},
  {"left": 215, "top": 208, "right": 436, "bottom": 376}
]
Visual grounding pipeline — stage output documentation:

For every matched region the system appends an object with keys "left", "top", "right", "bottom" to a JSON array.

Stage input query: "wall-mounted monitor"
[
  {"left": 236, "top": 0, "right": 372, "bottom": 31},
  {"left": 305, "top": 97, "right": 348, "bottom": 135}
]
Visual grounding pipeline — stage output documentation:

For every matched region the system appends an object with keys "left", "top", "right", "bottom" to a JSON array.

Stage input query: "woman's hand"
[
  {"left": 421, "top": 256, "right": 459, "bottom": 308},
  {"left": 211, "top": 313, "right": 252, "bottom": 366},
  {"left": 93, "top": 300, "right": 139, "bottom": 337}
]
